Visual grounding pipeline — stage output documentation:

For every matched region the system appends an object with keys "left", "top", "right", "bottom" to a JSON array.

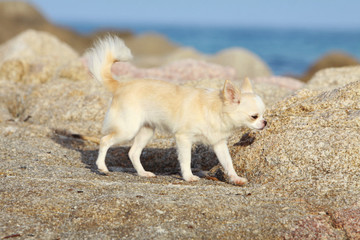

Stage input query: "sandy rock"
[
  {"left": 0, "top": 29, "right": 79, "bottom": 83},
  {"left": 22, "top": 78, "right": 109, "bottom": 136},
  {"left": 208, "top": 47, "right": 272, "bottom": 79},
  {"left": 209, "top": 79, "right": 360, "bottom": 212},
  {"left": 0, "top": 80, "right": 31, "bottom": 122},
  {"left": 57, "top": 58, "right": 89, "bottom": 81},
  {"left": 300, "top": 51, "right": 360, "bottom": 82},
  {"left": 284, "top": 215, "right": 345, "bottom": 239},
  {"left": 209, "top": 77, "right": 360, "bottom": 237},
  {"left": 1, "top": 76, "right": 358, "bottom": 238},
  {"left": 212, "top": 79, "right": 360, "bottom": 182},
  {"left": 1, "top": 119, "right": 357, "bottom": 239},
  {"left": 306, "top": 66, "right": 360, "bottom": 90}
]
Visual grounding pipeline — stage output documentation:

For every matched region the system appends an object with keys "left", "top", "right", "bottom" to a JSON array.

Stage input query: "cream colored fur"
[{"left": 86, "top": 35, "right": 267, "bottom": 185}]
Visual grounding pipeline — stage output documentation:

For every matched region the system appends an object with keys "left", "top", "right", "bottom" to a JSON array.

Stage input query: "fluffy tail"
[{"left": 86, "top": 35, "right": 132, "bottom": 92}]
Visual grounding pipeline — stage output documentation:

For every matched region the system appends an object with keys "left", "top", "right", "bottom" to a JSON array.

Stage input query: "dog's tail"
[{"left": 86, "top": 35, "right": 133, "bottom": 92}]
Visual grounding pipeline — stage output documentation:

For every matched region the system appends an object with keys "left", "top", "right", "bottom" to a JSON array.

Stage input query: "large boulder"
[
  {"left": 208, "top": 47, "right": 272, "bottom": 79},
  {"left": 0, "top": 29, "right": 81, "bottom": 83},
  {"left": 125, "top": 33, "right": 179, "bottom": 67},
  {"left": 300, "top": 51, "right": 359, "bottom": 82},
  {"left": 306, "top": 66, "right": 360, "bottom": 90},
  {"left": 22, "top": 78, "right": 109, "bottom": 136},
  {"left": 210, "top": 76, "right": 360, "bottom": 198}
]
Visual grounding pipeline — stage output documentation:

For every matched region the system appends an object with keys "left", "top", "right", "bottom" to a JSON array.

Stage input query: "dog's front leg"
[
  {"left": 176, "top": 134, "right": 200, "bottom": 182},
  {"left": 213, "top": 141, "right": 248, "bottom": 185}
]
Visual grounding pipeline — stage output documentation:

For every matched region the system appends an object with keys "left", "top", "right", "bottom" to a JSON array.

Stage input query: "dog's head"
[{"left": 222, "top": 78, "right": 267, "bottom": 130}]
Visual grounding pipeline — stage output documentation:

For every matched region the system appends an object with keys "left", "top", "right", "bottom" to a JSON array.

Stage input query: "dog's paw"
[
  {"left": 98, "top": 167, "right": 109, "bottom": 174},
  {"left": 138, "top": 171, "right": 156, "bottom": 178},
  {"left": 183, "top": 174, "right": 200, "bottom": 182},
  {"left": 229, "top": 175, "right": 248, "bottom": 186}
]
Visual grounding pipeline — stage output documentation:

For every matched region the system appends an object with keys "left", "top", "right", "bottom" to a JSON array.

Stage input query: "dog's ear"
[
  {"left": 240, "top": 77, "right": 253, "bottom": 93},
  {"left": 223, "top": 80, "right": 241, "bottom": 104}
]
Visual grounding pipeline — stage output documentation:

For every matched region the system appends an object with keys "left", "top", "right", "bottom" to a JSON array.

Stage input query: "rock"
[
  {"left": 0, "top": 29, "right": 79, "bottom": 83},
  {"left": 125, "top": 33, "right": 179, "bottom": 67},
  {"left": 210, "top": 76, "right": 360, "bottom": 237},
  {"left": 1, "top": 70, "right": 358, "bottom": 238},
  {"left": 0, "top": 1, "right": 44, "bottom": 20},
  {"left": 0, "top": 1, "right": 132, "bottom": 54},
  {"left": 57, "top": 58, "right": 89, "bottom": 81},
  {"left": 306, "top": 66, "right": 360, "bottom": 90},
  {"left": 165, "top": 47, "right": 204, "bottom": 63},
  {"left": 330, "top": 207, "right": 360, "bottom": 239},
  {"left": 212, "top": 79, "right": 360, "bottom": 183},
  {"left": 125, "top": 37, "right": 272, "bottom": 80},
  {"left": 208, "top": 47, "right": 272, "bottom": 79},
  {"left": 5, "top": 24, "right": 359, "bottom": 238},
  {"left": 300, "top": 52, "right": 360, "bottom": 82},
  {"left": 22, "top": 78, "right": 109, "bottom": 136},
  {"left": 0, "top": 81, "right": 25, "bottom": 122},
  {"left": 210, "top": 78, "right": 360, "bottom": 216},
  {"left": 284, "top": 215, "right": 345, "bottom": 239}
]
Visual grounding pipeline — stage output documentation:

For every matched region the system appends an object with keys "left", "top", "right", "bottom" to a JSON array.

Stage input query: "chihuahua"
[{"left": 86, "top": 35, "right": 266, "bottom": 185}]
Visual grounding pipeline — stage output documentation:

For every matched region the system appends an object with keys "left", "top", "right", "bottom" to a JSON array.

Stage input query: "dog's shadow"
[{"left": 51, "top": 129, "right": 219, "bottom": 178}]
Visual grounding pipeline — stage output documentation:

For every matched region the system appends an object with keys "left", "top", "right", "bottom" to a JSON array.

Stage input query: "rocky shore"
[{"left": 1, "top": 2, "right": 360, "bottom": 239}]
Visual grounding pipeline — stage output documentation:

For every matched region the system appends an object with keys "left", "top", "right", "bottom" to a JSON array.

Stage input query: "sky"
[{"left": 27, "top": 0, "right": 360, "bottom": 30}]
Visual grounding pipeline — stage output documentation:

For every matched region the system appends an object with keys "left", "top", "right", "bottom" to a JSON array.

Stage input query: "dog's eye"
[{"left": 251, "top": 114, "right": 258, "bottom": 120}]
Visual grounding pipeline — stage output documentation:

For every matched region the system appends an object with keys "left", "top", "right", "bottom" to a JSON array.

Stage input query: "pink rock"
[
  {"left": 110, "top": 59, "right": 237, "bottom": 83},
  {"left": 284, "top": 215, "right": 344, "bottom": 239},
  {"left": 331, "top": 207, "right": 360, "bottom": 239}
]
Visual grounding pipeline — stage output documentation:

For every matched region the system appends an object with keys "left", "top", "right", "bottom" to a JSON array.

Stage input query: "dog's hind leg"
[
  {"left": 96, "top": 133, "right": 117, "bottom": 173},
  {"left": 96, "top": 129, "right": 138, "bottom": 173},
  {"left": 128, "top": 126, "right": 155, "bottom": 177}
]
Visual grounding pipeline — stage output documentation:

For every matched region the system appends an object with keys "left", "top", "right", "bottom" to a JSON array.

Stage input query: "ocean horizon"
[{"left": 60, "top": 21, "right": 360, "bottom": 76}]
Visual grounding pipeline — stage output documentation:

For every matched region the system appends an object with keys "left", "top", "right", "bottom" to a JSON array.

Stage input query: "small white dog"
[{"left": 86, "top": 35, "right": 267, "bottom": 185}]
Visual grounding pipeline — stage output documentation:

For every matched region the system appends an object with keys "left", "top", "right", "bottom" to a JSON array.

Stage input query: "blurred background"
[{"left": 1, "top": 0, "right": 360, "bottom": 81}]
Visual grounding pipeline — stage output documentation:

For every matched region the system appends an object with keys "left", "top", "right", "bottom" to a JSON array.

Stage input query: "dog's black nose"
[{"left": 263, "top": 120, "right": 267, "bottom": 127}]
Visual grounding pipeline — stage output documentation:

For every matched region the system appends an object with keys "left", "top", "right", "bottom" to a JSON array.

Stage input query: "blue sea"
[{"left": 66, "top": 22, "right": 360, "bottom": 76}]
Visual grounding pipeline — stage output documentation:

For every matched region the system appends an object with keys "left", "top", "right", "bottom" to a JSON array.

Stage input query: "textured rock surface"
[
  {"left": 21, "top": 78, "right": 109, "bottom": 136},
  {"left": 0, "top": 29, "right": 79, "bottom": 83},
  {"left": 210, "top": 79, "right": 360, "bottom": 238},
  {"left": 211, "top": 79, "right": 360, "bottom": 184},
  {"left": 306, "top": 66, "right": 360, "bottom": 90}
]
